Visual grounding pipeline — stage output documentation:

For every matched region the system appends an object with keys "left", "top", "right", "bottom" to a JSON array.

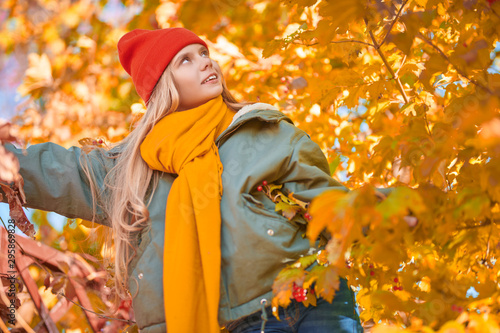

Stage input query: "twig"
[
  {"left": 58, "top": 292, "right": 136, "bottom": 324},
  {"left": 365, "top": 18, "right": 410, "bottom": 104},
  {"left": 0, "top": 317, "right": 9, "bottom": 333},
  {"left": 416, "top": 33, "right": 495, "bottom": 95},
  {"left": 330, "top": 40, "right": 375, "bottom": 47},
  {"left": 0, "top": 217, "right": 28, "bottom": 260},
  {"left": 296, "top": 39, "right": 375, "bottom": 48},
  {"left": 483, "top": 3, "right": 500, "bottom": 20},
  {"left": 456, "top": 218, "right": 496, "bottom": 230},
  {"left": 0, "top": 278, "right": 36, "bottom": 333},
  {"left": 379, "top": 0, "right": 410, "bottom": 47},
  {"left": 395, "top": 54, "right": 407, "bottom": 76},
  {"left": 484, "top": 224, "right": 492, "bottom": 259}
]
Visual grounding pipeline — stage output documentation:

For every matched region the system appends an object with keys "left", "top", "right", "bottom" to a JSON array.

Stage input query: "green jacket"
[{"left": 4, "top": 104, "right": 349, "bottom": 332}]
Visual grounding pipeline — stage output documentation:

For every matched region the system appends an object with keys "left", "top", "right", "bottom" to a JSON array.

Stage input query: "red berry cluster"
[
  {"left": 292, "top": 282, "right": 314, "bottom": 302},
  {"left": 451, "top": 304, "right": 464, "bottom": 312},
  {"left": 369, "top": 264, "right": 375, "bottom": 276},
  {"left": 393, "top": 277, "right": 403, "bottom": 291},
  {"left": 92, "top": 138, "right": 104, "bottom": 146},
  {"left": 257, "top": 180, "right": 268, "bottom": 192}
]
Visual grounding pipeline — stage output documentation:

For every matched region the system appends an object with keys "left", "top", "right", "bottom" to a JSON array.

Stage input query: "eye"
[
  {"left": 181, "top": 56, "right": 190, "bottom": 64},
  {"left": 201, "top": 49, "right": 209, "bottom": 57}
]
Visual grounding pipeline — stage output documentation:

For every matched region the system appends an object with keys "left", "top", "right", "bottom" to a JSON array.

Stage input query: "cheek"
[{"left": 174, "top": 76, "right": 194, "bottom": 96}]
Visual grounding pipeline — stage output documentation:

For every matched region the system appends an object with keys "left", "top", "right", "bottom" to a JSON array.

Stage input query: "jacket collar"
[
  {"left": 229, "top": 103, "right": 279, "bottom": 126},
  {"left": 109, "top": 103, "right": 291, "bottom": 155},
  {"left": 215, "top": 102, "right": 293, "bottom": 148}
]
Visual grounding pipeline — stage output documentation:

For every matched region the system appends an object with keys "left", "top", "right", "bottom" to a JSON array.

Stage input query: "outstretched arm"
[{"left": 1, "top": 142, "right": 113, "bottom": 227}]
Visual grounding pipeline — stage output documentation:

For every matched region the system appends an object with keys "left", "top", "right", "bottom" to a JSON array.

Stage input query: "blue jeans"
[{"left": 226, "top": 279, "right": 364, "bottom": 333}]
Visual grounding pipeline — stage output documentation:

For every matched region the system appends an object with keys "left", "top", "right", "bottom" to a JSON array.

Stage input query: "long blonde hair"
[{"left": 80, "top": 64, "right": 249, "bottom": 310}]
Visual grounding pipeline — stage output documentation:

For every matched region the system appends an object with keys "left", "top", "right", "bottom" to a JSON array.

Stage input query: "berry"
[
  {"left": 370, "top": 270, "right": 375, "bottom": 276},
  {"left": 92, "top": 140, "right": 97, "bottom": 145},
  {"left": 98, "top": 138, "right": 104, "bottom": 144},
  {"left": 369, "top": 264, "right": 374, "bottom": 269},
  {"left": 394, "top": 278, "right": 399, "bottom": 283},
  {"left": 262, "top": 180, "right": 268, "bottom": 186},
  {"left": 257, "top": 186, "right": 263, "bottom": 192},
  {"left": 304, "top": 212, "right": 312, "bottom": 220},
  {"left": 292, "top": 283, "right": 308, "bottom": 302},
  {"left": 280, "top": 77, "right": 287, "bottom": 83}
]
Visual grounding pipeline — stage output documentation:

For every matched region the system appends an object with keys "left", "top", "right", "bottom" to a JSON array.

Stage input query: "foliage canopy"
[{"left": 1, "top": 0, "right": 500, "bottom": 331}]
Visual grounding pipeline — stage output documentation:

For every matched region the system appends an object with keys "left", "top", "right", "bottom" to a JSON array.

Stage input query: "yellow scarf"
[{"left": 140, "top": 95, "right": 235, "bottom": 332}]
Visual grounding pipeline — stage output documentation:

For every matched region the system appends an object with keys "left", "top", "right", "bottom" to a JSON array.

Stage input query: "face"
[{"left": 170, "top": 44, "right": 223, "bottom": 111}]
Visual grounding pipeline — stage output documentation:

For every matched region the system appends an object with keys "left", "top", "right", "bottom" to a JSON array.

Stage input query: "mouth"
[{"left": 202, "top": 73, "right": 218, "bottom": 84}]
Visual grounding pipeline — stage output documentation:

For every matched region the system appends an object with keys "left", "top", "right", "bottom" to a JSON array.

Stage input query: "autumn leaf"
[
  {"left": 311, "top": 265, "right": 340, "bottom": 303},
  {"left": 17, "top": 53, "right": 53, "bottom": 97},
  {"left": 275, "top": 201, "right": 301, "bottom": 220},
  {"left": 0, "top": 145, "right": 20, "bottom": 183},
  {"left": 4, "top": 0, "right": 500, "bottom": 330}
]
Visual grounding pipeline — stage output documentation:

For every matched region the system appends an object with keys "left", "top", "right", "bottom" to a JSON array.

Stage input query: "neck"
[{"left": 176, "top": 95, "right": 223, "bottom": 112}]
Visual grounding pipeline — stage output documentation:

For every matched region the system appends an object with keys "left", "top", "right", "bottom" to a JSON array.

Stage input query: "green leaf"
[
  {"left": 297, "top": 254, "right": 317, "bottom": 268},
  {"left": 275, "top": 201, "right": 301, "bottom": 220},
  {"left": 329, "top": 155, "right": 341, "bottom": 175}
]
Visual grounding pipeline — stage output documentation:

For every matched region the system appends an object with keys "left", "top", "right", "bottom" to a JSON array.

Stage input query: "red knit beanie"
[{"left": 117, "top": 28, "right": 208, "bottom": 104}]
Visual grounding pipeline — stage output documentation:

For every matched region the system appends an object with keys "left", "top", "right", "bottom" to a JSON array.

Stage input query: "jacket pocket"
[
  {"left": 241, "top": 193, "right": 297, "bottom": 229},
  {"left": 225, "top": 193, "right": 309, "bottom": 306}
]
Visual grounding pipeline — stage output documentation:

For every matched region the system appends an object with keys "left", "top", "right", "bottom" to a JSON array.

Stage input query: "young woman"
[{"left": 3, "top": 28, "right": 363, "bottom": 332}]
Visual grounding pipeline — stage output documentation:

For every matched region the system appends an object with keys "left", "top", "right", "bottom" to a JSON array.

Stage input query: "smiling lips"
[{"left": 202, "top": 73, "right": 218, "bottom": 84}]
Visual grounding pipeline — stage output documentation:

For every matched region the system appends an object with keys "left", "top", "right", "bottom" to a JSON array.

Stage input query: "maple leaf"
[
  {"left": 311, "top": 265, "right": 340, "bottom": 303},
  {"left": 275, "top": 201, "right": 301, "bottom": 220}
]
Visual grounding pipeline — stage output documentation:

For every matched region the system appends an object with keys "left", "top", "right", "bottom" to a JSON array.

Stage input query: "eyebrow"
[{"left": 174, "top": 45, "right": 208, "bottom": 66}]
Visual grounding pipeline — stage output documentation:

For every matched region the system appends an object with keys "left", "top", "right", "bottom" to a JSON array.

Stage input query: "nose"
[{"left": 199, "top": 55, "right": 212, "bottom": 70}]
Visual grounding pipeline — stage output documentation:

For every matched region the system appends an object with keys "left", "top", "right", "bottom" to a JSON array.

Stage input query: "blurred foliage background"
[{"left": 1, "top": 0, "right": 500, "bottom": 331}]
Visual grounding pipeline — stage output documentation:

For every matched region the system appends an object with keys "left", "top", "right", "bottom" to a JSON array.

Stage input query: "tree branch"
[
  {"left": 365, "top": 18, "right": 409, "bottom": 104},
  {"left": 456, "top": 218, "right": 497, "bottom": 231},
  {"left": 379, "top": 0, "right": 410, "bottom": 48},
  {"left": 416, "top": 33, "right": 496, "bottom": 95},
  {"left": 59, "top": 292, "right": 137, "bottom": 324},
  {"left": 295, "top": 39, "right": 375, "bottom": 48}
]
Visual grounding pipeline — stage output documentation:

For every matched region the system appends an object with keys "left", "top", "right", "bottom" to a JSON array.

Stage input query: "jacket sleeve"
[
  {"left": 1, "top": 142, "right": 112, "bottom": 226},
  {"left": 276, "top": 126, "right": 348, "bottom": 202},
  {"left": 276, "top": 125, "right": 394, "bottom": 202}
]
